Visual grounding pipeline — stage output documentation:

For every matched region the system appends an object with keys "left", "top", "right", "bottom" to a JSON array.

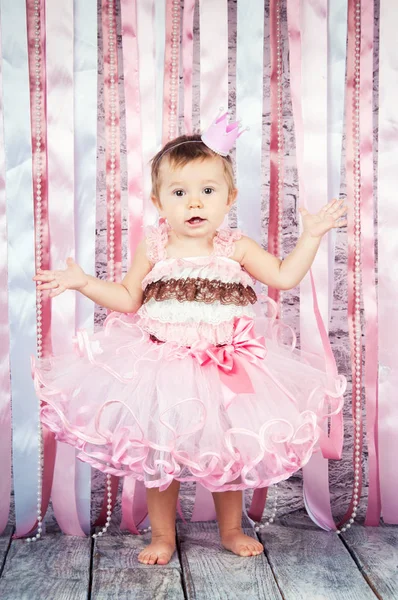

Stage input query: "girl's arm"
[
  {"left": 235, "top": 199, "right": 347, "bottom": 291},
  {"left": 236, "top": 231, "right": 321, "bottom": 290},
  {"left": 33, "top": 239, "right": 152, "bottom": 313}
]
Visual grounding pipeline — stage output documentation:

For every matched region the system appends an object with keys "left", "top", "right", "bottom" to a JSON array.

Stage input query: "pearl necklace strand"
[
  {"left": 26, "top": 0, "right": 45, "bottom": 544},
  {"left": 168, "top": 0, "right": 181, "bottom": 141},
  {"left": 252, "top": 0, "right": 283, "bottom": 534},
  {"left": 90, "top": 467, "right": 151, "bottom": 539},
  {"left": 108, "top": 0, "right": 117, "bottom": 283},
  {"left": 90, "top": 0, "right": 120, "bottom": 540},
  {"left": 336, "top": 0, "right": 362, "bottom": 535},
  {"left": 276, "top": 0, "right": 284, "bottom": 322},
  {"left": 253, "top": 485, "right": 278, "bottom": 532},
  {"left": 276, "top": 0, "right": 284, "bottom": 265}
]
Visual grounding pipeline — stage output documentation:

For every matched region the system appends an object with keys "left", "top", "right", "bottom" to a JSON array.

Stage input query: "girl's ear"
[
  {"left": 151, "top": 195, "right": 163, "bottom": 213},
  {"left": 227, "top": 188, "right": 238, "bottom": 207}
]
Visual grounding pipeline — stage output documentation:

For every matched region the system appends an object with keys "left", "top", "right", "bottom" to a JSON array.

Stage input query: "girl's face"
[{"left": 152, "top": 156, "right": 237, "bottom": 237}]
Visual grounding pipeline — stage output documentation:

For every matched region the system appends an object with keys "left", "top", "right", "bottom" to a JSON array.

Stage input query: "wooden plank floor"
[{"left": 1, "top": 490, "right": 397, "bottom": 599}]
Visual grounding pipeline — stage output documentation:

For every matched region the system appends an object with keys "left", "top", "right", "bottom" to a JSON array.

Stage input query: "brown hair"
[{"left": 150, "top": 134, "right": 235, "bottom": 198}]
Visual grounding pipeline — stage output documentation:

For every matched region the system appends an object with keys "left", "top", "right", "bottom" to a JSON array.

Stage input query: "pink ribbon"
[
  {"left": 27, "top": 0, "right": 52, "bottom": 360},
  {"left": 162, "top": 0, "right": 178, "bottom": 144},
  {"left": 190, "top": 317, "right": 267, "bottom": 409},
  {"left": 102, "top": 0, "right": 122, "bottom": 281},
  {"left": 267, "top": 0, "right": 283, "bottom": 307},
  {"left": 17, "top": 0, "right": 55, "bottom": 540},
  {"left": 120, "top": 0, "right": 144, "bottom": 264}
]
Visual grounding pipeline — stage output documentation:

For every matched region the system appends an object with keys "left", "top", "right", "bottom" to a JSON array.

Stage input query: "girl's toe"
[
  {"left": 157, "top": 552, "right": 170, "bottom": 565},
  {"left": 137, "top": 551, "right": 148, "bottom": 564}
]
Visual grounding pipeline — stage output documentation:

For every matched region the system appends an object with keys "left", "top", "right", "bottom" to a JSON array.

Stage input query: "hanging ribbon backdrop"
[{"left": 0, "top": 0, "right": 394, "bottom": 538}]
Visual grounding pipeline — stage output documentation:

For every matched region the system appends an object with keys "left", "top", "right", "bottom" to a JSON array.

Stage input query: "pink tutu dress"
[{"left": 32, "top": 223, "right": 346, "bottom": 492}]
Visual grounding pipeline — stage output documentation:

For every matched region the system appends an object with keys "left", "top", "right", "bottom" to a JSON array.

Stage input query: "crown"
[{"left": 201, "top": 109, "right": 247, "bottom": 156}]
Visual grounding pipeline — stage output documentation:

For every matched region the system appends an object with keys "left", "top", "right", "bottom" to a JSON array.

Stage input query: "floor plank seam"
[
  {"left": 0, "top": 527, "right": 14, "bottom": 581},
  {"left": 257, "top": 533, "right": 286, "bottom": 600},
  {"left": 338, "top": 534, "right": 382, "bottom": 600},
  {"left": 175, "top": 529, "right": 189, "bottom": 600},
  {"left": 87, "top": 532, "right": 95, "bottom": 600}
]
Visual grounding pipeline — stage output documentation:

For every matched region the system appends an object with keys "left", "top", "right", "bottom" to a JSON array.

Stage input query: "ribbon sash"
[{"left": 190, "top": 316, "right": 267, "bottom": 408}]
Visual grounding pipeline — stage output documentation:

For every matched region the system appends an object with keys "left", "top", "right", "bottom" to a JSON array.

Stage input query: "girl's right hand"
[{"left": 32, "top": 257, "right": 88, "bottom": 298}]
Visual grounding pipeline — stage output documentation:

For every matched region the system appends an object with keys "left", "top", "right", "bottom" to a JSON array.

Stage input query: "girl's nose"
[{"left": 188, "top": 195, "right": 203, "bottom": 208}]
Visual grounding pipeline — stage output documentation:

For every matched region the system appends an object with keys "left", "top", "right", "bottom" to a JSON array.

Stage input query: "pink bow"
[{"left": 190, "top": 316, "right": 267, "bottom": 409}]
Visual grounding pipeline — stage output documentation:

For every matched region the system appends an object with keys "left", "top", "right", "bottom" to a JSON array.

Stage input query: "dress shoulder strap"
[
  {"left": 144, "top": 219, "right": 169, "bottom": 264},
  {"left": 213, "top": 227, "right": 242, "bottom": 258}
]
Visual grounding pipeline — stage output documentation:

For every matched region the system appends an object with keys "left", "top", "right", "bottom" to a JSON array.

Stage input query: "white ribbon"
[
  {"left": 235, "top": 0, "right": 264, "bottom": 245},
  {"left": 199, "top": 0, "right": 228, "bottom": 129},
  {"left": 74, "top": 0, "right": 98, "bottom": 535},
  {"left": 155, "top": 0, "right": 166, "bottom": 150},
  {"left": 327, "top": 0, "right": 348, "bottom": 323},
  {"left": 377, "top": 0, "right": 398, "bottom": 523},
  {"left": 137, "top": 0, "right": 157, "bottom": 226},
  {"left": 301, "top": 0, "right": 348, "bottom": 532},
  {"left": 0, "top": 9, "right": 11, "bottom": 535},
  {"left": 287, "top": 0, "right": 348, "bottom": 531},
  {"left": 300, "top": 0, "right": 329, "bottom": 348},
  {"left": 191, "top": 0, "right": 229, "bottom": 520},
  {"left": 46, "top": 0, "right": 76, "bottom": 354},
  {"left": 0, "top": 0, "right": 38, "bottom": 534}
]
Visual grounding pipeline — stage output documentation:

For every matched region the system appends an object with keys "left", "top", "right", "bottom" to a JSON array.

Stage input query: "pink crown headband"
[
  {"left": 201, "top": 109, "right": 247, "bottom": 156},
  {"left": 152, "top": 109, "right": 248, "bottom": 166}
]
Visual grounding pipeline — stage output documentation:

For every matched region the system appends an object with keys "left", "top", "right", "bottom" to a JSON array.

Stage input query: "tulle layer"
[{"left": 31, "top": 310, "right": 346, "bottom": 492}]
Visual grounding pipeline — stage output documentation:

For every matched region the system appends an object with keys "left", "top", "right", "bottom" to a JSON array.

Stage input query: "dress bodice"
[{"left": 136, "top": 220, "right": 257, "bottom": 346}]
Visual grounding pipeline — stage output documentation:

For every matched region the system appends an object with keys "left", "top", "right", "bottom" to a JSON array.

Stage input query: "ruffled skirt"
[{"left": 31, "top": 310, "right": 346, "bottom": 492}]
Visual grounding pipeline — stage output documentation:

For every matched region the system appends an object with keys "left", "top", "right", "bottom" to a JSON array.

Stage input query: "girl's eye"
[
  {"left": 173, "top": 189, "right": 185, "bottom": 197},
  {"left": 203, "top": 187, "right": 214, "bottom": 195}
]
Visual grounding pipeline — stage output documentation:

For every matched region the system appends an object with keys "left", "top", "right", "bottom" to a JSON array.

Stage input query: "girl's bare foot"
[
  {"left": 220, "top": 527, "right": 264, "bottom": 557},
  {"left": 137, "top": 533, "right": 176, "bottom": 565}
]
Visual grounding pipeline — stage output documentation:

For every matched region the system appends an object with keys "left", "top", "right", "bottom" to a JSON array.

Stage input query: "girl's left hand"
[{"left": 299, "top": 198, "right": 348, "bottom": 238}]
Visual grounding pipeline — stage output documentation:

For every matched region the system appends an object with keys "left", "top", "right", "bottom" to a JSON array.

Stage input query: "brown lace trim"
[{"left": 143, "top": 277, "right": 257, "bottom": 306}]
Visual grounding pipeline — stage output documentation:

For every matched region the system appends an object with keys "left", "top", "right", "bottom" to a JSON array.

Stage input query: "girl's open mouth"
[{"left": 186, "top": 217, "right": 206, "bottom": 226}]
